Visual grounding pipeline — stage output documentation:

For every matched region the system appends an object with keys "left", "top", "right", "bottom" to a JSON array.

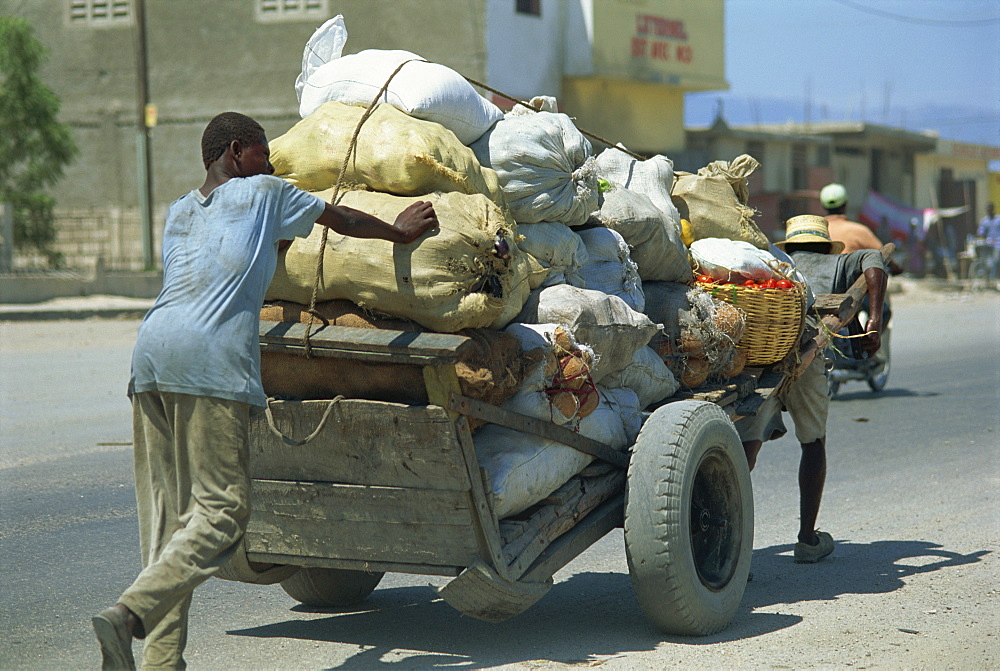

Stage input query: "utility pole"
[{"left": 134, "top": 0, "right": 155, "bottom": 270}]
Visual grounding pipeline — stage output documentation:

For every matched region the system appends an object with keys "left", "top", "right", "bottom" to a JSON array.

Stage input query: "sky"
[{"left": 684, "top": 0, "right": 1000, "bottom": 148}]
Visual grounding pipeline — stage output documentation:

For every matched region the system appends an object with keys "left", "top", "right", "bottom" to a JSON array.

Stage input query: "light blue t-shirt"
[{"left": 129, "top": 175, "right": 325, "bottom": 407}]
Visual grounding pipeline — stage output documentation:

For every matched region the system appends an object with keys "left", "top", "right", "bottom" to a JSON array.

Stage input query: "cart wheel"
[
  {"left": 624, "top": 400, "right": 753, "bottom": 636},
  {"left": 867, "top": 324, "right": 891, "bottom": 392},
  {"left": 280, "top": 568, "right": 384, "bottom": 607}
]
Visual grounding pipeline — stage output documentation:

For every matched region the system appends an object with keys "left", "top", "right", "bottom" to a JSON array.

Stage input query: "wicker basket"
[{"left": 697, "top": 282, "right": 806, "bottom": 366}]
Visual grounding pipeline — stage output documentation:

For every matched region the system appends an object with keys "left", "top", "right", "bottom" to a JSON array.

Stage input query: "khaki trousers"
[{"left": 120, "top": 391, "right": 251, "bottom": 670}]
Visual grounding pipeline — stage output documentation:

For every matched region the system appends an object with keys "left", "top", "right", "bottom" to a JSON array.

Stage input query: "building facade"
[
  {"left": 4, "top": 0, "right": 727, "bottom": 270},
  {"left": 681, "top": 118, "right": 1000, "bottom": 245}
]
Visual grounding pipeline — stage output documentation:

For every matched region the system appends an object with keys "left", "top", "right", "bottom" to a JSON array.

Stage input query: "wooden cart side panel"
[
  {"left": 250, "top": 399, "right": 472, "bottom": 491},
  {"left": 245, "top": 480, "right": 482, "bottom": 567}
]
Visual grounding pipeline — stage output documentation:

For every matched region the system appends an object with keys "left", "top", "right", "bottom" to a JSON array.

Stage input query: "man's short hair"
[{"left": 201, "top": 112, "right": 266, "bottom": 167}]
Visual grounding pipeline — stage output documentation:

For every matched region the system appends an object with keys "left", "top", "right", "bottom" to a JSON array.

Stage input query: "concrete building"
[
  {"left": 684, "top": 118, "right": 1000, "bottom": 245},
  {"left": 3, "top": 0, "right": 726, "bottom": 271}
]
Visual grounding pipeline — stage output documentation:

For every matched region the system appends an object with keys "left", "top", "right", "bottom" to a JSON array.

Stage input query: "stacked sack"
[
  {"left": 263, "top": 16, "right": 790, "bottom": 519},
  {"left": 266, "top": 18, "right": 535, "bottom": 333}
]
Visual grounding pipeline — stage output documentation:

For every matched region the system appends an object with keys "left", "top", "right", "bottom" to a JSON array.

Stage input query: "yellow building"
[
  {"left": 4, "top": 0, "right": 725, "bottom": 270},
  {"left": 487, "top": 0, "right": 726, "bottom": 155}
]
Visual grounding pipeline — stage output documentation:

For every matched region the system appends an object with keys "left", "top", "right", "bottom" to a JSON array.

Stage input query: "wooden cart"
[{"left": 218, "top": 246, "right": 891, "bottom": 636}]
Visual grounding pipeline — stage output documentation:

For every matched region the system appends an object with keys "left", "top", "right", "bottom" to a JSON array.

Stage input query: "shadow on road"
[
  {"left": 227, "top": 570, "right": 797, "bottom": 667},
  {"left": 745, "top": 538, "right": 990, "bottom": 611},
  {"left": 228, "top": 539, "right": 988, "bottom": 666},
  {"left": 831, "top": 387, "right": 940, "bottom": 402}
]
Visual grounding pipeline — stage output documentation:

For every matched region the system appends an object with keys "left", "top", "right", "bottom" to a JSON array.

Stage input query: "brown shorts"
[{"left": 736, "top": 351, "right": 831, "bottom": 445}]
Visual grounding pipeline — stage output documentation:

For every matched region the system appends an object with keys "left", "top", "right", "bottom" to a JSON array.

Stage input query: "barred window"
[
  {"left": 516, "top": 0, "right": 541, "bottom": 17},
  {"left": 69, "top": 0, "right": 132, "bottom": 25},
  {"left": 256, "top": 0, "right": 329, "bottom": 22}
]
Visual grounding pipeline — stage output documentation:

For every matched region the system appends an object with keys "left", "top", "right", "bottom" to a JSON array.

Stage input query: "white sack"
[
  {"left": 690, "top": 238, "right": 779, "bottom": 283},
  {"left": 500, "top": 323, "right": 596, "bottom": 425},
  {"left": 596, "top": 148, "right": 681, "bottom": 223},
  {"left": 475, "top": 384, "right": 634, "bottom": 518},
  {"left": 516, "top": 222, "right": 589, "bottom": 288},
  {"left": 472, "top": 112, "right": 598, "bottom": 227},
  {"left": 514, "top": 284, "right": 659, "bottom": 384},
  {"left": 294, "top": 16, "right": 348, "bottom": 105},
  {"left": 576, "top": 227, "right": 645, "bottom": 312},
  {"left": 506, "top": 95, "right": 559, "bottom": 117},
  {"left": 298, "top": 48, "right": 502, "bottom": 145},
  {"left": 600, "top": 345, "right": 680, "bottom": 408},
  {"left": 596, "top": 186, "right": 689, "bottom": 283}
]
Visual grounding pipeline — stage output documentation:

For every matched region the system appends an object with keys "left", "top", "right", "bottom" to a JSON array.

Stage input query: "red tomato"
[
  {"left": 776, "top": 279, "right": 794, "bottom": 290},
  {"left": 696, "top": 274, "right": 714, "bottom": 284},
  {"left": 762, "top": 279, "right": 778, "bottom": 289},
  {"left": 742, "top": 279, "right": 757, "bottom": 287}
]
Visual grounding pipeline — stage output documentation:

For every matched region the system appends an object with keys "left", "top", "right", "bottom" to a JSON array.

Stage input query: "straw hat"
[{"left": 774, "top": 214, "right": 845, "bottom": 254}]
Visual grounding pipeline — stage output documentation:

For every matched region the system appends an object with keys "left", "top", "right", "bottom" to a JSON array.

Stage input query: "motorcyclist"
[{"left": 820, "top": 183, "right": 903, "bottom": 275}]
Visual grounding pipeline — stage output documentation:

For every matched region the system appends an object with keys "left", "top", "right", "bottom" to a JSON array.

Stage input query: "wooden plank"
[
  {"left": 249, "top": 399, "right": 471, "bottom": 491},
  {"left": 520, "top": 496, "right": 624, "bottom": 584},
  {"left": 260, "top": 341, "right": 456, "bottom": 366},
  {"left": 246, "top": 552, "right": 463, "bottom": 577},
  {"left": 813, "top": 293, "right": 853, "bottom": 317},
  {"left": 504, "top": 469, "right": 626, "bottom": 579},
  {"left": 249, "top": 480, "right": 474, "bottom": 526},
  {"left": 732, "top": 370, "right": 786, "bottom": 418},
  {"left": 423, "top": 362, "right": 511, "bottom": 579},
  {"left": 260, "top": 321, "right": 472, "bottom": 363},
  {"left": 245, "top": 481, "right": 481, "bottom": 567},
  {"left": 447, "top": 393, "right": 629, "bottom": 469}
]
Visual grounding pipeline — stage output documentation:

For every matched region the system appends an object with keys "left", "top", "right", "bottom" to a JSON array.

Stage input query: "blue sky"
[{"left": 684, "top": 0, "right": 1000, "bottom": 148}]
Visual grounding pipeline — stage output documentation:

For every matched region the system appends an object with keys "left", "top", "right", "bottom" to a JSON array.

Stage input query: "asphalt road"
[{"left": 1, "top": 286, "right": 997, "bottom": 670}]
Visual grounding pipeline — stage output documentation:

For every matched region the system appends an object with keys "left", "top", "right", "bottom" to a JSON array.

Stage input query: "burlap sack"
[
  {"left": 514, "top": 284, "right": 659, "bottom": 384},
  {"left": 670, "top": 154, "right": 769, "bottom": 249},
  {"left": 266, "top": 190, "right": 530, "bottom": 333},
  {"left": 270, "top": 101, "right": 504, "bottom": 203},
  {"left": 472, "top": 111, "right": 598, "bottom": 227},
  {"left": 597, "top": 186, "right": 690, "bottom": 283},
  {"left": 516, "top": 222, "right": 589, "bottom": 289}
]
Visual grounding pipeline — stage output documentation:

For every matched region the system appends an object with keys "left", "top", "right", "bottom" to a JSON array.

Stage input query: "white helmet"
[{"left": 820, "top": 183, "right": 848, "bottom": 209}]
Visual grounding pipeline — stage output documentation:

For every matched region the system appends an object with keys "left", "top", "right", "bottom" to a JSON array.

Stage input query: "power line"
[{"left": 829, "top": 0, "right": 1000, "bottom": 26}]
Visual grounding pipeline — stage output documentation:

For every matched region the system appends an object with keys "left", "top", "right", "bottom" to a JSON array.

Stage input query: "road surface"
[{"left": 1, "top": 285, "right": 997, "bottom": 669}]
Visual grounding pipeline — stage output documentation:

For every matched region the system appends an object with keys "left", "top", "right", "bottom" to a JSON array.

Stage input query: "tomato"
[
  {"left": 762, "top": 278, "right": 778, "bottom": 289},
  {"left": 741, "top": 279, "right": 757, "bottom": 287},
  {"left": 696, "top": 274, "right": 714, "bottom": 284},
  {"left": 776, "top": 279, "right": 794, "bottom": 290}
]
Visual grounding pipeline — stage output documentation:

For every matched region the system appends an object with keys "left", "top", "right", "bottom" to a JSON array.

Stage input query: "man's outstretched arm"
[
  {"left": 860, "top": 266, "right": 887, "bottom": 356},
  {"left": 316, "top": 200, "right": 437, "bottom": 244}
]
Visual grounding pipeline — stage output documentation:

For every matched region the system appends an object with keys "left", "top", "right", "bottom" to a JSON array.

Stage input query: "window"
[
  {"left": 516, "top": 0, "right": 541, "bottom": 17},
  {"left": 69, "top": 0, "right": 131, "bottom": 26},
  {"left": 256, "top": 0, "right": 328, "bottom": 22},
  {"left": 815, "top": 145, "right": 830, "bottom": 167},
  {"left": 791, "top": 143, "right": 808, "bottom": 191}
]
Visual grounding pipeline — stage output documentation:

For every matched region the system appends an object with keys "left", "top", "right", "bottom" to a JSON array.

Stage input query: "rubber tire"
[
  {"left": 279, "top": 568, "right": 384, "bottom": 607},
  {"left": 624, "top": 400, "right": 753, "bottom": 636}
]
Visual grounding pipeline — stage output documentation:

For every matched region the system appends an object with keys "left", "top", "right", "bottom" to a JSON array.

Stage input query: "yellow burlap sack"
[
  {"left": 670, "top": 154, "right": 769, "bottom": 249},
  {"left": 265, "top": 190, "right": 532, "bottom": 332},
  {"left": 270, "top": 101, "right": 505, "bottom": 204}
]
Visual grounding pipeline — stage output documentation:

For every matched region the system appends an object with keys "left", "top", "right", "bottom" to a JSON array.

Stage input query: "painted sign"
[{"left": 591, "top": 0, "right": 726, "bottom": 90}]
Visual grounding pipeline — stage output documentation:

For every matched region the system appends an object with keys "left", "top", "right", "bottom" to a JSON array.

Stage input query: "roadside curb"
[{"left": 0, "top": 308, "right": 150, "bottom": 322}]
